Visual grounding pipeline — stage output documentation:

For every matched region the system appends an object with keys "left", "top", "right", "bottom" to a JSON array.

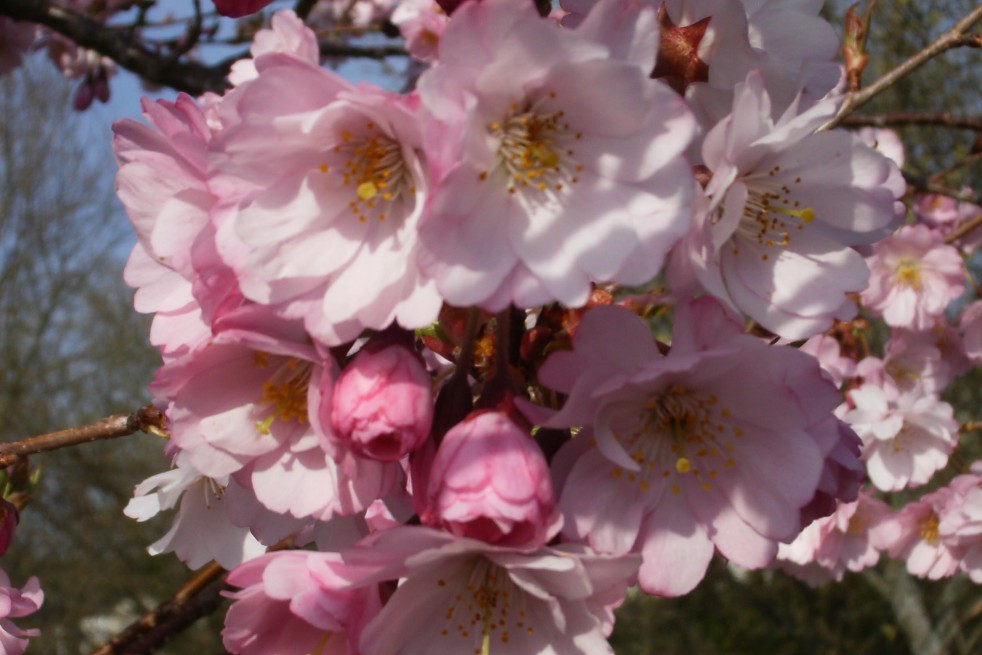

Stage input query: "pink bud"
[
  {"left": 212, "top": 0, "right": 275, "bottom": 18},
  {"left": 329, "top": 342, "right": 433, "bottom": 461},
  {"left": 0, "top": 499, "right": 18, "bottom": 556},
  {"left": 425, "top": 409, "right": 561, "bottom": 549}
]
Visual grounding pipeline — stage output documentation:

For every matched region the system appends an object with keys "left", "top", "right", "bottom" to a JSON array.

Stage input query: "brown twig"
[
  {"left": 0, "top": 405, "right": 165, "bottom": 467},
  {"left": 842, "top": 112, "right": 982, "bottom": 131},
  {"left": 961, "top": 421, "right": 982, "bottom": 434},
  {"left": 88, "top": 562, "right": 228, "bottom": 655},
  {"left": 946, "top": 213, "right": 982, "bottom": 245},
  {"left": 824, "top": 5, "right": 982, "bottom": 129},
  {"left": 2, "top": 0, "right": 230, "bottom": 95}
]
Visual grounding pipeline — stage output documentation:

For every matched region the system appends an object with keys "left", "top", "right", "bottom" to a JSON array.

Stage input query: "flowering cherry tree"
[{"left": 2, "top": 0, "right": 982, "bottom": 653}]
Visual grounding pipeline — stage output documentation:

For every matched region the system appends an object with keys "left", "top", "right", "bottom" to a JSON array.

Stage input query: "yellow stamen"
[{"left": 357, "top": 181, "right": 378, "bottom": 200}]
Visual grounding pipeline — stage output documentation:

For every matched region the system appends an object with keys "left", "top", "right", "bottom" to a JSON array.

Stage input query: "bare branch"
[
  {"left": 2, "top": 0, "right": 230, "bottom": 95},
  {"left": 946, "top": 212, "right": 982, "bottom": 245},
  {"left": 843, "top": 112, "right": 982, "bottom": 131},
  {"left": 825, "top": 5, "right": 982, "bottom": 129},
  {"left": 167, "top": 0, "right": 205, "bottom": 61},
  {"left": 88, "top": 563, "right": 228, "bottom": 655},
  {"left": 319, "top": 40, "right": 406, "bottom": 59},
  {"left": 0, "top": 405, "right": 165, "bottom": 467}
]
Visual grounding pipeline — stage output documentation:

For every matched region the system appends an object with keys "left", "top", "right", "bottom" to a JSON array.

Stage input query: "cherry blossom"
[
  {"left": 346, "top": 526, "right": 639, "bottom": 655},
  {"left": 391, "top": 0, "right": 447, "bottom": 63},
  {"left": 961, "top": 300, "right": 982, "bottom": 363},
  {"left": 838, "top": 383, "right": 958, "bottom": 492},
  {"left": 882, "top": 481, "right": 971, "bottom": 580},
  {"left": 777, "top": 490, "right": 893, "bottom": 586},
  {"left": 0, "top": 569, "right": 42, "bottom": 655},
  {"left": 228, "top": 9, "right": 320, "bottom": 86},
  {"left": 861, "top": 223, "right": 966, "bottom": 330},
  {"left": 671, "top": 71, "right": 902, "bottom": 339},
  {"left": 540, "top": 298, "right": 861, "bottom": 595},
  {"left": 217, "top": 56, "right": 440, "bottom": 345},
  {"left": 223, "top": 550, "right": 380, "bottom": 655},
  {"left": 938, "top": 475, "right": 982, "bottom": 583},
  {"left": 417, "top": 0, "right": 695, "bottom": 310},
  {"left": 124, "top": 450, "right": 267, "bottom": 570}
]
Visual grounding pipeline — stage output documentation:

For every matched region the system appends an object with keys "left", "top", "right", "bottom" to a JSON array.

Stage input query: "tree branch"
[
  {"left": 842, "top": 112, "right": 982, "bottom": 131},
  {"left": 88, "top": 562, "right": 228, "bottom": 655},
  {"left": 946, "top": 212, "right": 982, "bottom": 245},
  {"left": 2, "top": 1, "right": 409, "bottom": 95},
  {"left": 2, "top": 0, "right": 230, "bottom": 95},
  {"left": 0, "top": 405, "right": 165, "bottom": 467},
  {"left": 825, "top": 5, "right": 982, "bottom": 129}
]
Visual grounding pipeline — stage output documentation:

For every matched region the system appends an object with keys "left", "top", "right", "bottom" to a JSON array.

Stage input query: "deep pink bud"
[
  {"left": 329, "top": 342, "right": 433, "bottom": 462},
  {"left": 212, "top": 0, "right": 275, "bottom": 18},
  {"left": 0, "top": 499, "right": 19, "bottom": 556},
  {"left": 424, "top": 409, "right": 561, "bottom": 549}
]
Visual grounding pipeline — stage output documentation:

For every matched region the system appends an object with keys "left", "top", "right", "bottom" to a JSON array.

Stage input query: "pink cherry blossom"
[
  {"left": 114, "top": 91, "right": 256, "bottom": 349},
  {"left": 838, "top": 383, "right": 958, "bottom": 492},
  {"left": 858, "top": 127, "right": 905, "bottom": 169},
  {"left": 228, "top": 10, "right": 321, "bottom": 86},
  {"left": 391, "top": 0, "right": 447, "bottom": 64},
  {"left": 540, "top": 298, "right": 862, "bottom": 596},
  {"left": 417, "top": 0, "right": 695, "bottom": 310},
  {"left": 861, "top": 224, "right": 965, "bottom": 330},
  {"left": 915, "top": 191, "right": 982, "bottom": 252},
  {"left": 856, "top": 329, "right": 952, "bottom": 395},
  {"left": 217, "top": 58, "right": 440, "bottom": 345},
  {"left": 777, "top": 490, "right": 892, "bottom": 586},
  {"left": 960, "top": 300, "right": 982, "bottom": 363},
  {"left": 671, "top": 71, "right": 902, "bottom": 339},
  {"left": 799, "top": 334, "right": 856, "bottom": 387},
  {"left": 329, "top": 334, "right": 434, "bottom": 462},
  {"left": 0, "top": 569, "right": 42, "bottom": 655},
  {"left": 423, "top": 407, "right": 561, "bottom": 549},
  {"left": 346, "top": 526, "right": 639, "bottom": 655},
  {"left": 882, "top": 482, "right": 969, "bottom": 580},
  {"left": 150, "top": 320, "right": 324, "bottom": 479},
  {"left": 223, "top": 550, "right": 380, "bottom": 655},
  {"left": 938, "top": 475, "right": 982, "bottom": 583}
]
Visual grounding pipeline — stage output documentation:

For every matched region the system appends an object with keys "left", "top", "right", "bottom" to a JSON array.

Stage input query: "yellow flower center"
[
  {"left": 894, "top": 257, "right": 922, "bottom": 290},
  {"left": 610, "top": 385, "right": 740, "bottom": 496},
  {"left": 727, "top": 166, "right": 816, "bottom": 262},
  {"left": 253, "top": 355, "right": 312, "bottom": 435},
  {"left": 318, "top": 122, "right": 415, "bottom": 223},
  {"left": 480, "top": 91, "right": 584, "bottom": 199}
]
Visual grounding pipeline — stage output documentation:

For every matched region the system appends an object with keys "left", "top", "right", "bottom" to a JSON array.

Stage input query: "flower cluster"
[{"left": 109, "top": 0, "right": 982, "bottom": 652}]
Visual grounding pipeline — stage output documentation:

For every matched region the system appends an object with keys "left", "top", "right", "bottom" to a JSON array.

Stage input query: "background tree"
[{"left": 0, "top": 60, "right": 224, "bottom": 653}]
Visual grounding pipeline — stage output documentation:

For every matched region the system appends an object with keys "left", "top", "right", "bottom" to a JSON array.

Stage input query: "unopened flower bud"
[
  {"left": 330, "top": 341, "right": 433, "bottom": 462},
  {"left": 425, "top": 409, "right": 561, "bottom": 548},
  {"left": 0, "top": 499, "right": 18, "bottom": 556}
]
